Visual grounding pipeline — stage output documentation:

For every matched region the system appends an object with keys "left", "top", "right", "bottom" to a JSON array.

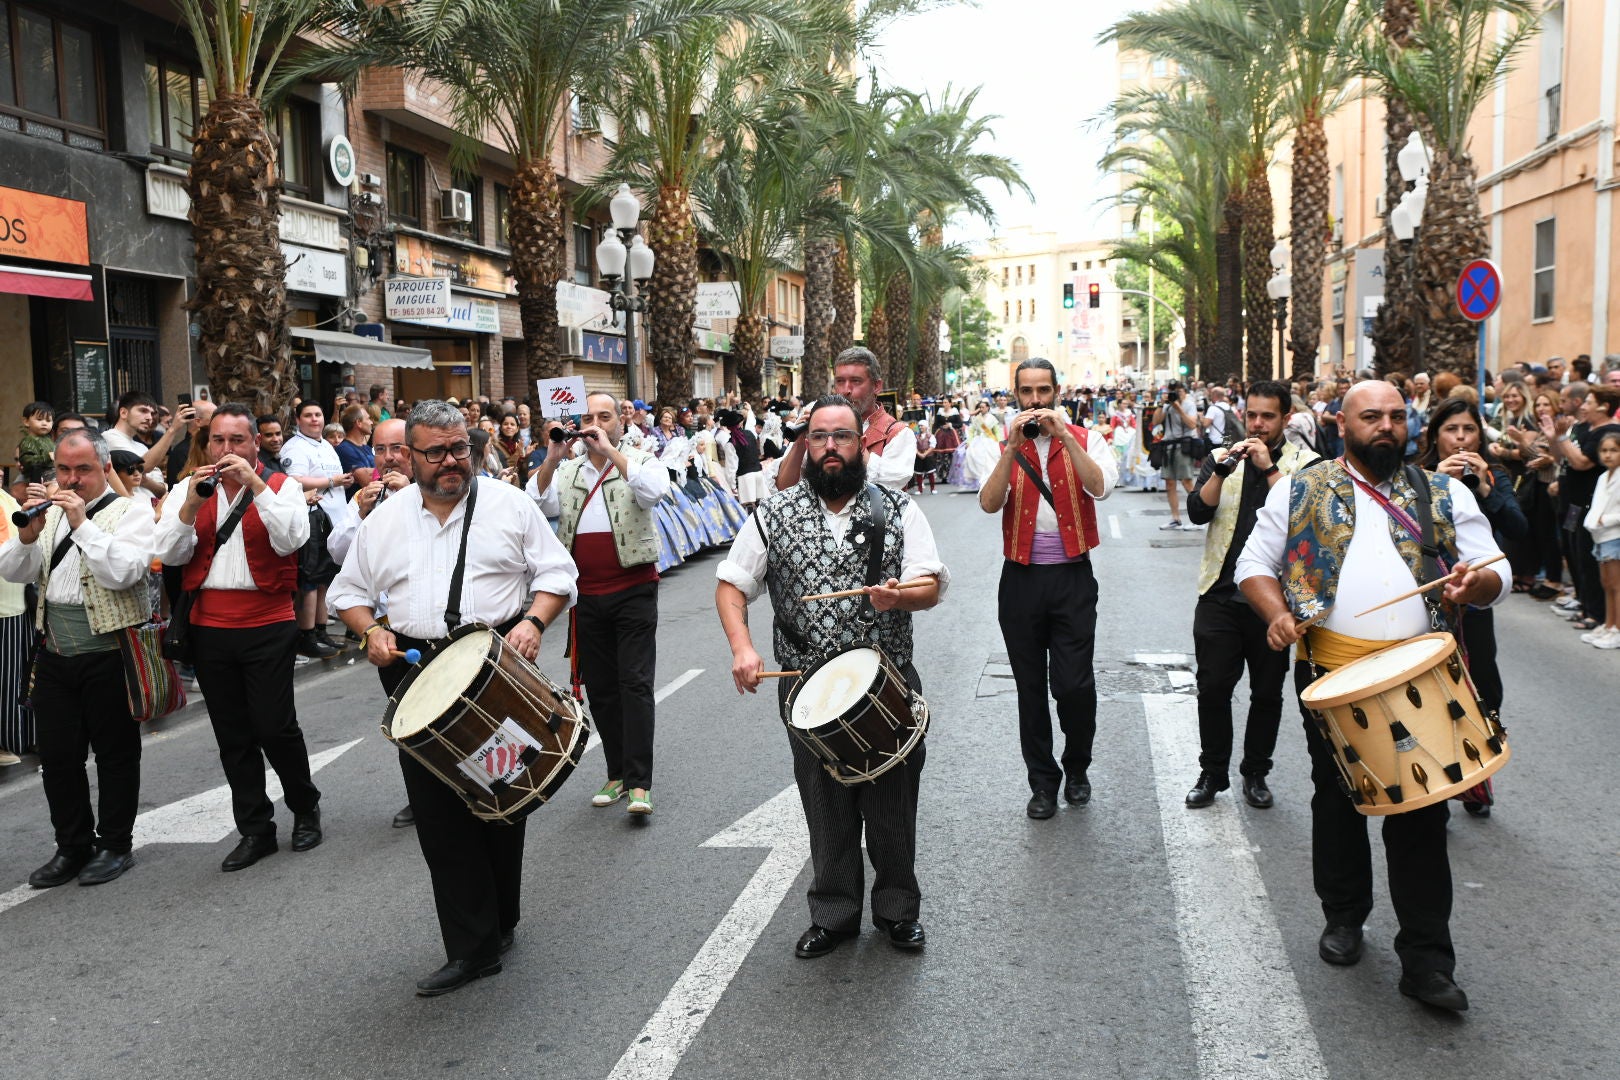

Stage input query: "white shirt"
[
  {"left": 1029, "top": 431, "right": 1119, "bottom": 533},
  {"left": 329, "top": 476, "right": 578, "bottom": 639},
  {"left": 716, "top": 494, "right": 950, "bottom": 603},
  {"left": 154, "top": 476, "right": 311, "bottom": 588},
  {"left": 1235, "top": 462, "right": 1510, "bottom": 640},
  {"left": 530, "top": 451, "right": 670, "bottom": 533},
  {"left": 280, "top": 431, "right": 346, "bottom": 516},
  {"left": 1207, "top": 402, "right": 1234, "bottom": 443},
  {"left": 867, "top": 418, "right": 917, "bottom": 489},
  {"left": 0, "top": 497, "right": 154, "bottom": 604}
]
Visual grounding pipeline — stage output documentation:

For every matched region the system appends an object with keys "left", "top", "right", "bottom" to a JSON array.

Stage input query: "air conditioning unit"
[
  {"left": 439, "top": 189, "right": 474, "bottom": 224},
  {"left": 1331, "top": 220, "right": 1345, "bottom": 246},
  {"left": 556, "top": 327, "right": 584, "bottom": 357},
  {"left": 1374, "top": 194, "right": 1388, "bottom": 217},
  {"left": 571, "top": 98, "right": 600, "bottom": 134}
]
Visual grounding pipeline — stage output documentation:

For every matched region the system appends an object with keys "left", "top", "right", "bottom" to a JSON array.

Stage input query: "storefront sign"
[
  {"left": 581, "top": 331, "right": 627, "bottom": 365},
  {"left": 385, "top": 276, "right": 451, "bottom": 320},
  {"left": 73, "top": 341, "right": 110, "bottom": 417},
  {"left": 394, "top": 235, "right": 514, "bottom": 294},
  {"left": 555, "top": 279, "right": 614, "bottom": 331},
  {"left": 393, "top": 291, "right": 500, "bottom": 334},
  {"left": 769, "top": 335, "right": 804, "bottom": 359},
  {"left": 327, "top": 135, "right": 357, "bottom": 187},
  {"left": 695, "top": 281, "right": 741, "bottom": 320},
  {"left": 693, "top": 327, "right": 732, "bottom": 354},
  {"left": 0, "top": 186, "right": 89, "bottom": 266},
  {"left": 284, "top": 244, "right": 348, "bottom": 298}
]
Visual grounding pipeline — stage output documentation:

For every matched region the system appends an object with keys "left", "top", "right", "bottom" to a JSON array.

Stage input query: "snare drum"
[
  {"left": 1300, "top": 632, "right": 1509, "bottom": 816},
  {"left": 785, "top": 646, "right": 928, "bottom": 786},
  {"left": 382, "top": 623, "right": 589, "bottom": 823}
]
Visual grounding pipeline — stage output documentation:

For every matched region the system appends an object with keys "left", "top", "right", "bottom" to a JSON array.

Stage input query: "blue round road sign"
[{"left": 1456, "top": 258, "right": 1502, "bottom": 322}]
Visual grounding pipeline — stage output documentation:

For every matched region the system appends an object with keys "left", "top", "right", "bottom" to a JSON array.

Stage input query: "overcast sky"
[{"left": 866, "top": 1, "right": 1120, "bottom": 250}]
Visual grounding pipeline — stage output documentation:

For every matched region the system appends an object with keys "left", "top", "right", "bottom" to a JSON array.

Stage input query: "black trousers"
[
  {"left": 574, "top": 581, "right": 658, "bottom": 790},
  {"left": 382, "top": 654, "right": 525, "bottom": 966},
  {"left": 1524, "top": 481, "right": 1563, "bottom": 584},
  {"left": 1295, "top": 660, "right": 1454, "bottom": 976},
  {"left": 32, "top": 649, "right": 140, "bottom": 855},
  {"left": 780, "top": 666, "right": 924, "bottom": 931},
  {"left": 1192, "top": 593, "right": 1287, "bottom": 777},
  {"left": 192, "top": 621, "right": 320, "bottom": 837},
  {"left": 997, "top": 558, "right": 1098, "bottom": 794},
  {"left": 1458, "top": 608, "right": 1502, "bottom": 715},
  {"left": 1572, "top": 519, "right": 1606, "bottom": 621}
]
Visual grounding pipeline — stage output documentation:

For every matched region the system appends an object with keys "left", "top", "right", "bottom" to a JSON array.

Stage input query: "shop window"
[
  {"left": 387, "top": 144, "right": 423, "bottom": 226},
  {"left": 573, "top": 222, "right": 594, "bottom": 286},
  {"left": 272, "top": 99, "right": 319, "bottom": 197},
  {"left": 1532, "top": 217, "right": 1555, "bottom": 321},
  {"left": 494, "top": 184, "right": 512, "bottom": 248},
  {"left": 2, "top": 4, "right": 105, "bottom": 148}
]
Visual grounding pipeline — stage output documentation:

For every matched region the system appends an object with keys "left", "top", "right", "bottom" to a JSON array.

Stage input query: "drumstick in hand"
[
  {"left": 1351, "top": 552, "right": 1508, "bottom": 618},
  {"left": 756, "top": 670, "right": 802, "bottom": 679},
  {"left": 389, "top": 649, "right": 423, "bottom": 664},
  {"left": 800, "top": 579, "right": 935, "bottom": 603}
]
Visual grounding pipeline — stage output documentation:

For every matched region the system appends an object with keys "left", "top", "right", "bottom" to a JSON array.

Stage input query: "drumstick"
[
  {"left": 388, "top": 648, "right": 423, "bottom": 664},
  {"left": 1351, "top": 552, "right": 1508, "bottom": 618},
  {"left": 757, "top": 670, "right": 802, "bottom": 679},
  {"left": 800, "top": 578, "right": 936, "bottom": 603}
]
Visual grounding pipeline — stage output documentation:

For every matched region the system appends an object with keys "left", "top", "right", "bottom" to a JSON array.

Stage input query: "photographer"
[{"left": 1158, "top": 383, "right": 1208, "bottom": 530}]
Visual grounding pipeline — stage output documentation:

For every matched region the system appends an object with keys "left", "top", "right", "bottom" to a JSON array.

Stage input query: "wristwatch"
[{"left": 522, "top": 614, "right": 546, "bottom": 634}]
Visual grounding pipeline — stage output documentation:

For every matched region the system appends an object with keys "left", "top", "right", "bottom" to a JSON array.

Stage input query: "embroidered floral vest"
[
  {"left": 1197, "top": 440, "right": 1317, "bottom": 596},
  {"left": 554, "top": 445, "right": 661, "bottom": 568}
]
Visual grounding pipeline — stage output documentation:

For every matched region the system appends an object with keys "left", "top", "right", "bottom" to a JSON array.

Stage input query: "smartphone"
[{"left": 178, "top": 393, "right": 192, "bottom": 407}]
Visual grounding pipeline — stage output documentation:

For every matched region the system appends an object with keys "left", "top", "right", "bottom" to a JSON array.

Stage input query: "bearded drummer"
[
  {"left": 715, "top": 393, "right": 948, "bottom": 959},
  {"left": 331, "top": 400, "right": 577, "bottom": 997},
  {"left": 1235, "top": 380, "right": 1507, "bottom": 1013}
]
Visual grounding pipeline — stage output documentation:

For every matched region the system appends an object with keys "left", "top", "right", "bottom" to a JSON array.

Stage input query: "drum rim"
[
  {"left": 1300, "top": 631, "right": 1459, "bottom": 709},
  {"left": 785, "top": 645, "right": 891, "bottom": 732},
  {"left": 382, "top": 622, "right": 500, "bottom": 741}
]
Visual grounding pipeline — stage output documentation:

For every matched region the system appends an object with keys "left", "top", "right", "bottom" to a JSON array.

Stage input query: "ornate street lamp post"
[
  {"left": 1266, "top": 241, "right": 1292, "bottom": 380},
  {"left": 595, "top": 183, "right": 655, "bottom": 403}
]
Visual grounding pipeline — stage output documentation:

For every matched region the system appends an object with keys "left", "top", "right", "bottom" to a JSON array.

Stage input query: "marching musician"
[
  {"left": 0, "top": 430, "right": 154, "bottom": 888},
  {"left": 331, "top": 400, "right": 577, "bottom": 997},
  {"left": 775, "top": 347, "right": 915, "bottom": 491},
  {"left": 716, "top": 394, "right": 947, "bottom": 958},
  {"left": 1236, "top": 380, "right": 1507, "bottom": 1012}
]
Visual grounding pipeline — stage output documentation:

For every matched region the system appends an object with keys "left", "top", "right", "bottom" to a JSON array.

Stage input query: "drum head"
[
  {"left": 791, "top": 648, "right": 881, "bottom": 730},
  {"left": 390, "top": 630, "right": 495, "bottom": 738},
  {"left": 1302, "top": 633, "right": 1456, "bottom": 707}
]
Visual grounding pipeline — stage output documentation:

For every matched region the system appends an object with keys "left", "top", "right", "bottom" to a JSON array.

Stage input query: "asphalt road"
[{"left": 1, "top": 484, "right": 1615, "bottom": 1080}]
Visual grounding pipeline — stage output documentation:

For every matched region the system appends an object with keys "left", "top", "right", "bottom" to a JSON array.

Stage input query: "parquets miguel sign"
[{"left": 0, "top": 186, "right": 90, "bottom": 266}]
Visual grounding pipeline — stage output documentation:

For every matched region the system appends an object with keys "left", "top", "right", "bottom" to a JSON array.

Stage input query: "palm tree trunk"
[
  {"left": 1372, "top": 0, "right": 1418, "bottom": 376},
  {"left": 511, "top": 155, "right": 566, "bottom": 415},
  {"left": 884, "top": 276, "right": 912, "bottom": 391},
  {"left": 1241, "top": 156, "right": 1274, "bottom": 382},
  {"left": 734, "top": 311, "right": 766, "bottom": 404},
  {"left": 185, "top": 94, "right": 291, "bottom": 413},
  {"left": 1211, "top": 187, "right": 1244, "bottom": 383},
  {"left": 915, "top": 300, "right": 943, "bottom": 397},
  {"left": 830, "top": 239, "right": 856, "bottom": 355},
  {"left": 864, "top": 300, "right": 890, "bottom": 379},
  {"left": 801, "top": 237, "right": 837, "bottom": 398},
  {"left": 1290, "top": 109, "right": 1329, "bottom": 380},
  {"left": 1183, "top": 280, "right": 1201, "bottom": 377},
  {"left": 1413, "top": 150, "right": 1489, "bottom": 378},
  {"left": 645, "top": 184, "right": 696, "bottom": 410}
]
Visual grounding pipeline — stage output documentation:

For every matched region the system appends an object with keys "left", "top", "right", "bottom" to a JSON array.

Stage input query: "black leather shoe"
[
  {"left": 296, "top": 630, "right": 338, "bottom": 659},
  {"left": 1185, "top": 772, "right": 1229, "bottom": 808},
  {"left": 1063, "top": 774, "right": 1091, "bottom": 805},
  {"left": 1318, "top": 924, "right": 1364, "bottom": 966},
  {"left": 28, "top": 850, "right": 91, "bottom": 889},
  {"left": 875, "top": 917, "right": 926, "bottom": 950},
  {"left": 1462, "top": 801, "right": 1491, "bottom": 818},
  {"left": 317, "top": 629, "right": 345, "bottom": 652},
  {"left": 1026, "top": 790, "right": 1058, "bottom": 819},
  {"left": 1399, "top": 970, "right": 1469, "bottom": 1012},
  {"left": 794, "top": 925, "right": 855, "bottom": 959},
  {"left": 392, "top": 805, "right": 416, "bottom": 828},
  {"left": 1242, "top": 775, "right": 1274, "bottom": 809},
  {"left": 415, "top": 957, "right": 502, "bottom": 997},
  {"left": 499, "top": 930, "right": 515, "bottom": 955},
  {"left": 77, "top": 849, "right": 134, "bottom": 886},
  {"left": 290, "top": 810, "right": 323, "bottom": 852},
  {"left": 221, "top": 834, "right": 278, "bottom": 872}
]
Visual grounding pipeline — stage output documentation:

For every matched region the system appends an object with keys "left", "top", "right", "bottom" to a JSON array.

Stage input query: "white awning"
[{"left": 290, "top": 327, "right": 435, "bottom": 370}]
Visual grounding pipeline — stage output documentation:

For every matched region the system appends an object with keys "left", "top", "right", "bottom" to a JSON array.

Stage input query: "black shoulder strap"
[
  {"left": 1404, "top": 464, "right": 1444, "bottom": 580},
  {"left": 860, "top": 484, "right": 889, "bottom": 618},
  {"left": 49, "top": 492, "right": 120, "bottom": 573},
  {"left": 1012, "top": 450, "right": 1057, "bottom": 510},
  {"left": 444, "top": 478, "right": 479, "bottom": 634},
  {"left": 213, "top": 486, "right": 256, "bottom": 548}
]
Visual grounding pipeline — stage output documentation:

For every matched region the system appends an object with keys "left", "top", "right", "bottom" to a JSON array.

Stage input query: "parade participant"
[
  {"left": 718, "top": 408, "right": 768, "bottom": 511},
  {"left": 1184, "top": 381, "right": 1316, "bottom": 809},
  {"left": 530, "top": 392, "right": 668, "bottom": 816},
  {"left": 0, "top": 484, "right": 34, "bottom": 768},
  {"left": 1236, "top": 380, "right": 1507, "bottom": 1013},
  {"left": 354, "top": 418, "right": 413, "bottom": 521},
  {"left": 977, "top": 359, "right": 1116, "bottom": 819},
  {"left": 776, "top": 347, "right": 915, "bottom": 490},
  {"left": 716, "top": 394, "right": 946, "bottom": 957},
  {"left": 155, "top": 406, "right": 322, "bottom": 872},
  {"left": 960, "top": 401, "right": 1004, "bottom": 491},
  {"left": 279, "top": 400, "right": 352, "bottom": 658},
  {"left": 0, "top": 431, "right": 153, "bottom": 886},
  {"left": 332, "top": 400, "right": 576, "bottom": 997}
]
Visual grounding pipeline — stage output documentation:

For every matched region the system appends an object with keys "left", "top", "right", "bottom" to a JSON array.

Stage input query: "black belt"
[{"left": 389, "top": 613, "right": 524, "bottom": 655}]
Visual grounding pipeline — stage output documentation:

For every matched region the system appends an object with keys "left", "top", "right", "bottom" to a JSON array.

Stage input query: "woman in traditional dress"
[{"left": 961, "top": 401, "right": 1005, "bottom": 491}]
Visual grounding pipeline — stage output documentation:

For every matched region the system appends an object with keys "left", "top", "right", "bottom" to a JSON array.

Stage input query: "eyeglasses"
[
  {"left": 410, "top": 441, "right": 472, "bottom": 463},
  {"left": 374, "top": 443, "right": 409, "bottom": 456},
  {"left": 806, "top": 429, "right": 860, "bottom": 447}
]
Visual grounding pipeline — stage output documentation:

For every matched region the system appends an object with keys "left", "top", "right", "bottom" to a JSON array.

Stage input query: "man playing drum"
[
  {"left": 1236, "top": 380, "right": 1507, "bottom": 1012},
  {"left": 716, "top": 394, "right": 948, "bottom": 959},
  {"left": 331, "top": 401, "right": 577, "bottom": 997}
]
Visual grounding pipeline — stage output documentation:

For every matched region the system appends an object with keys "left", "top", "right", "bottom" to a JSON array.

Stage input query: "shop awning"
[
  {"left": 290, "top": 327, "right": 435, "bottom": 369},
  {"left": 0, "top": 264, "right": 94, "bottom": 301}
]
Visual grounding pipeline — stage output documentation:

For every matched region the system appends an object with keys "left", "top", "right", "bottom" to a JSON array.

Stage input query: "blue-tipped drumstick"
[{"left": 388, "top": 648, "right": 423, "bottom": 664}]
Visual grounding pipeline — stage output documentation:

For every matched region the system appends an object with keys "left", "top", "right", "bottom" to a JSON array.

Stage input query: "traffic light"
[
  {"left": 1062, "top": 283, "right": 1074, "bottom": 309},
  {"left": 1087, "top": 283, "right": 1101, "bottom": 309}
]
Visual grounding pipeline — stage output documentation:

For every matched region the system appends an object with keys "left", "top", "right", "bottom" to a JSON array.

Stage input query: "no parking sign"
[{"left": 1456, "top": 259, "right": 1502, "bottom": 322}]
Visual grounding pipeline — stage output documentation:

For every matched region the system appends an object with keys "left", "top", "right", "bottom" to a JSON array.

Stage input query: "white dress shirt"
[
  {"left": 330, "top": 476, "right": 578, "bottom": 639},
  {"left": 1029, "top": 432, "right": 1119, "bottom": 533},
  {"left": 716, "top": 494, "right": 950, "bottom": 603},
  {"left": 867, "top": 418, "right": 917, "bottom": 489},
  {"left": 1235, "top": 462, "right": 1509, "bottom": 640},
  {"left": 280, "top": 431, "right": 346, "bottom": 513},
  {"left": 530, "top": 452, "right": 670, "bottom": 533},
  {"left": 154, "top": 476, "right": 311, "bottom": 587},
  {"left": 101, "top": 427, "right": 165, "bottom": 490},
  {"left": 0, "top": 499, "right": 154, "bottom": 602}
]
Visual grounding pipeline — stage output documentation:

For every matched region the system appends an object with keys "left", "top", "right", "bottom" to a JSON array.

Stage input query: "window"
[
  {"left": 1003, "top": 300, "right": 1009, "bottom": 322},
  {"left": 1084, "top": 260, "right": 1092, "bottom": 269},
  {"left": 1030, "top": 299, "right": 1036, "bottom": 320},
  {"left": 1532, "top": 218, "right": 1555, "bottom": 321},
  {"left": 494, "top": 184, "right": 512, "bottom": 248},
  {"left": 1028, "top": 264, "right": 1036, "bottom": 285},
  {"left": 451, "top": 170, "right": 483, "bottom": 243},
  {"left": 1152, "top": 58, "right": 1168, "bottom": 78},
  {"left": 2, "top": 4, "right": 105, "bottom": 147},
  {"left": 145, "top": 56, "right": 206, "bottom": 159},
  {"left": 1016, "top": 299, "right": 1023, "bottom": 322},
  {"left": 273, "top": 99, "right": 319, "bottom": 197},
  {"left": 1015, "top": 266, "right": 1023, "bottom": 286},
  {"left": 1011, "top": 337, "right": 1029, "bottom": 363},
  {"left": 1001, "top": 267, "right": 1009, "bottom": 287},
  {"left": 387, "top": 145, "right": 423, "bottom": 225},
  {"left": 1070, "top": 261, "right": 1078, "bottom": 271},
  {"left": 1120, "top": 61, "right": 1139, "bottom": 81},
  {"left": 573, "top": 222, "right": 594, "bottom": 286},
  {"left": 1538, "top": 2, "right": 1564, "bottom": 141}
]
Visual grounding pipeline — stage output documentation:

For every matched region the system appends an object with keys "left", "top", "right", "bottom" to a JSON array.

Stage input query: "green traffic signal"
[{"left": 1062, "top": 284, "right": 1074, "bottom": 309}]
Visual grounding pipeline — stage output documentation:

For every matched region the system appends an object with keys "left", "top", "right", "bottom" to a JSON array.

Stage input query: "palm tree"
[{"left": 1369, "top": 0, "right": 1420, "bottom": 375}]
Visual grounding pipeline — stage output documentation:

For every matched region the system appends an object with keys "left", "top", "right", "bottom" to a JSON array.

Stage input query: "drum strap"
[
  {"left": 443, "top": 479, "right": 479, "bottom": 636},
  {"left": 860, "top": 483, "right": 888, "bottom": 617}
]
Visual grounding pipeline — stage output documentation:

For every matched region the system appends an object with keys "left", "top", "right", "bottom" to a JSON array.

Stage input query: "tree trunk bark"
[
  {"left": 734, "top": 311, "right": 766, "bottom": 405},
  {"left": 511, "top": 155, "right": 566, "bottom": 433},
  {"left": 645, "top": 184, "right": 696, "bottom": 411},
  {"left": 1413, "top": 150, "right": 1490, "bottom": 378},
  {"left": 864, "top": 300, "right": 890, "bottom": 380},
  {"left": 884, "top": 275, "right": 912, "bottom": 392},
  {"left": 1242, "top": 155, "right": 1274, "bottom": 382},
  {"left": 1210, "top": 186, "right": 1244, "bottom": 383},
  {"left": 1372, "top": 0, "right": 1418, "bottom": 377},
  {"left": 830, "top": 239, "right": 856, "bottom": 356},
  {"left": 915, "top": 300, "right": 943, "bottom": 397},
  {"left": 1290, "top": 110, "right": 1329, "bottom": 379},
  {"left": 801, "top": 236, "right": 837, "bottom": 398}
]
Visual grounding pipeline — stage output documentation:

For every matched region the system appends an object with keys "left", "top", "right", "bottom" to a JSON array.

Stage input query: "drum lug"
[
  {"left": 1350, "top": 705, "right": 1369, "bottom": 730},
  {"left": 1462, "top": 738, "right": 1482, "bottom": 765},
  {"left": 1404, "top": 683, "right": 1423, "bottom": 709},
  {"left": 1410, "top": 762, "right": 1429, "bottom": 793},
  {"left": 1446, "top": 653, "right": 1464, "bottom": 682},
  {"left": 1357, "top": 775, "right": 1379, "bottom": 806}
]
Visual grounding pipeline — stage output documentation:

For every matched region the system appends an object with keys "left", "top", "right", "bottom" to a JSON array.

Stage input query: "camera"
[
  {"left": 1212, "top": 446, "right": 1249, "bottom": 478},
  {"left": 1021, "top": 419, "right": 1041, "bottom": 439}
]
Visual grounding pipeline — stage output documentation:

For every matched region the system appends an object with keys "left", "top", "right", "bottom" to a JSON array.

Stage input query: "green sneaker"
[
  {"left": 627, "top": 790, "right": 652, "bottom": 816},
  {"left": 591, "top": 780, "right": 626, "bottom": 807}
]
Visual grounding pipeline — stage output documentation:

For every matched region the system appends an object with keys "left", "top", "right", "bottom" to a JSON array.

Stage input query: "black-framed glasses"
[
  {"left": 806, "top": 429, "right": 860, "bottom": 447},
  {"left": 410, "top": 441, "right": 473, "bottom": 463}
]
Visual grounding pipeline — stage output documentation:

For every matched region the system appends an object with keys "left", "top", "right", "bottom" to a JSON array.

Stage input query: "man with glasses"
[
  {"left": 717, "top": 394, "right": 948, "bottom": 959},
  {"left": 332, "top": 400, "right": 577, "bottom": 997},
  {"left": 776, "top": 347, "right": 915, "bottom": 491}
]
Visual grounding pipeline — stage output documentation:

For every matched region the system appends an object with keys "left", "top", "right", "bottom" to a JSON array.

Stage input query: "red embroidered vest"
[
  {"left": 1000, "top": 424, "right": 1102, "bottom": 564},
  {"left": 862, "top": 406, "right": 902, "bottom": 455},
  {"left": 181, "top": 470, "right": 300, "bottom": 594}
]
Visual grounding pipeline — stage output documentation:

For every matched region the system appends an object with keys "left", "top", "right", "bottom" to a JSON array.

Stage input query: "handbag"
[
  {"left": 119, "top": 620, "right": 186, "bottom": 722},
  {"left": 1148, "top": 438, "right": 1168, "bottom": 470}
]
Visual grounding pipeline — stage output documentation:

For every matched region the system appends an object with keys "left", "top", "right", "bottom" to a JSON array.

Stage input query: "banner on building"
[
  {"left": 0, "top": 186, "right": 89, "bottom": 266},
  {"left": 695, "top": 282, "right": 742, "bottom": 321}
]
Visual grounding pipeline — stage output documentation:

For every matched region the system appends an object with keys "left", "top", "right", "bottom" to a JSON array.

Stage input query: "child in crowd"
[
  {"left": 14, "top": 401, "right": 55, "bottom": 499},
  {"left": 1582, "top": 431, "right": 1620, "bottom": 649}
]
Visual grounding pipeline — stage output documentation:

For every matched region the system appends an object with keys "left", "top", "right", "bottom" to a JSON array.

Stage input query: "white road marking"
[
  {"left": 1140, "top": 693, "right": 1329, "bottom": 1080},
  {"left": 1109, "top": 514, "right": 1123, "bottom": 540},
  {"left": 607, "top": 784, "right": 809, "bottom": 1080},
  {"left": 578, "top": 670, "right": 704, "bottom": 759},
  {"left": 0, "top": 738, "right": 363, "bottom": 918}
]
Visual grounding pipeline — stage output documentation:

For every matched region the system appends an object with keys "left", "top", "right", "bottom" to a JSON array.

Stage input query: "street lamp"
[
  {"left": 1266, "top": 240, "right": 1292, "bottom": 380},
  {"left": 595, "top": 182, "right": 655, "bottom": 403},
  {"left": 1389, "top": 135, "right": 1429, "bottom": 371}
]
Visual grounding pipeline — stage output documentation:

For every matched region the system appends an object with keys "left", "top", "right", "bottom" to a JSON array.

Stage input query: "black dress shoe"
[
  {"left": 392, "top": 805, "right": 416, "bottom": 828},
  {"left": 78, "top": 849, "right": 134, "bottom": 886},
  {"left": 1399, "top": 970, "right": 1469, "bottom": 1012},
  {"left": 794, "top": 925, "right": 855, "bottom": 959},
  {"left": 221, "top": 834, "right": 278, "bottom": 872},
  {"left": 28, "top": 850, "right": 92, "bottom": 889},
  {"left": 1318, "top": 924, "right": 1364, "bottom": 966},
  {"left": 415, "top": 957, "right": 502, "bottom": 997},
  {"left": 1241, "top": 775, "right": 1274, "bottom": 809},
  {"left": 874, "top": 917, "right": 926, "bottom": 950},
  {"left": 1063, "top": 775, "right": 1091, "bottom": 805},
  {"left": 296, "top": 630, "right": 338, "bottom": 659},
  {"left": 499, "top": 930, "right": 515, "bottom": 954},
  {"left": 1027, "top": 790, "right": 1058, "bottom": 819},
  {"left": 290, "top": 810, "right": 323, "bottom": 852},
  {"left": 1462, "top": 801, "right": 1491, "bottom": 818},
  {"left": 1185, "top": 772, "right": 1229, "bottom": 808}
]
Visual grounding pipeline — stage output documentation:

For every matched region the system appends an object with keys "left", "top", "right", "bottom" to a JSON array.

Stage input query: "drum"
[
  {"left": 785, "top": 646, "right": 928, "bottom": 786},
  {"left": 1300, "top": 632, "right": 1509, "bottom": 817},
  {"left": 382, "top": 623, "right": 589, "bottom": 823}
]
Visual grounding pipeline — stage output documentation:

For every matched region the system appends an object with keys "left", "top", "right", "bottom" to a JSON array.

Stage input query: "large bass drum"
[{"left": 785, "top": 645, "right": 928, "bottom": 786}]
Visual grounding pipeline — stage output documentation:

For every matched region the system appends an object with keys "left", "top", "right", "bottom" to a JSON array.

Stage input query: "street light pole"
[
  {"left": 596, "top": 183, "right": 655, "bottom": 403},
  {"left": 1266, "top": 241, "right": 1291, "bottom": 381}
]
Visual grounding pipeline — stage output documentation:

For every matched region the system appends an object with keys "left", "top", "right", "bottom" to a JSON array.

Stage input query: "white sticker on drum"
[{"left": 457, "top": 718, "right": 544, "bottom": 794}]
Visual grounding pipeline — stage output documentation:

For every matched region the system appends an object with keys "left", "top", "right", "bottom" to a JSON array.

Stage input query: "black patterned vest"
[{"left": 758, "top": 481, "right": 912, "bottom": 673}]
